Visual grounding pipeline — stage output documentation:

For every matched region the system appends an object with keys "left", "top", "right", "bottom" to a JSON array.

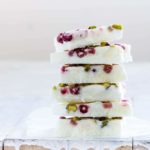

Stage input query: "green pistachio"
[
  {"left": 59, "top": 83, "right": 66, "bottom": 87},
  {"left": 88, "top": 26, "right": 97, "bottom": 29},
  {"left": 101, "top": 120, "right": 109, "bottom": 128},
  {"left": 101, "top": 82, "right": 111, "bottom": 89},
  {"left": 71, "top": 117, "right": 81, "bottom": 122},
  {"left": 84, "top": 64, "right": 91, "bottom": 72},
  {"left": 100, "top": 41, "right": 110, "bottom": 47},
  {"left": 66, "top": 104, "right": 77, "bottom": 112},
  {"left": 52, "top": 86, "right": 57, "bottom": 90},
  {"left": 112, "top": 24, "right": 123, "bottom": 30}
]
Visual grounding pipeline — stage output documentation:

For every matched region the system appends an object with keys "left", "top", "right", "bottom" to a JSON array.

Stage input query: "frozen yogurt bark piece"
[
  {"left": 60, "top": 64, "right": 127, "bottom": 83},
  {"left": 53, "top": 100, "right": 131, "bottom": 117},
  {"left": 52, "top": 83, "right": 125, "bottom": 102},
  {"left": 51, "top": 43, "right": 132, "bottom": 64},
  {"left": 55, "top": 24, "right": 123, "bottom": 51},
  {"left": 56, "top": 116, "right": 122, "bottom": 138}
]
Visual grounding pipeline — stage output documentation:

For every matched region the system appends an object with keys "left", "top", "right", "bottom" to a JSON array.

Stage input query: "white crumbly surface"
[
  {"left": 25, "top": 107, "right": 150, "bottom": 139},
  {"left": 53, "top": 84, "right": 125, "bottom": 102},
  {"left": 55, "top": 26, "right": 123, "bottom": 51},
  {"left": 50, "top": 44, "right": 132, "bottom": 64},
  {"left": 55, "top": 119, "right": 122, "bottom": 138},
  {"left": 52, "top": 100, "right": 132, "bottom": 117},
  {"left": 60, "top": 65, "right": 127, "bottom": 83}
]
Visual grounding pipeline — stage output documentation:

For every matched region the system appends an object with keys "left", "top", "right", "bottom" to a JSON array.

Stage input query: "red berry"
[
  {"left": 61, "top": 87, "right": 68, "bottom": 95},
  {"left": 61, "top": 66, "right": 68, "bottom": 73},
  {"left": 69, "top": 85, "right": 80, "bottom": 95},
  {"left": 102, "top": 102, "right": 112, "bottom": 109},
  {"left": 68, "top": 50, "right": 74, "bottom": 56},
  {"left": 76, "top": 50, "right": 87, "bottom": 58},
  {"left": 88, "top": 48, "right": 96, "bottom": 54},
  {"left": 103, "top": 65, "right": 113, "bottom": 73},
  {"left": 79, "top": 104, "right": 89, "bottom": 113},
  {"left": 63, "top": 33, "right": 73, "bottom": 42},
  {"left": 57, "top": 33, "right": 64, "bottom": 44}
]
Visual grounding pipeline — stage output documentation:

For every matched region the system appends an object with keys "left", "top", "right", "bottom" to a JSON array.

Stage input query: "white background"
[{"left": 0, "top": 0, "right": 150, "bottom": 61}]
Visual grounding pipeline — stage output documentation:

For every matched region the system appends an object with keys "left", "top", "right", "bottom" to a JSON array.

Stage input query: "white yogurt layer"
[
  {"left": 60, "top": 64, "right": 127, "bottom": 83},
  {"left": 52, "top": 100, "right": 131, "bottom": 117},
  {"left": 50, "top": 44, "right": 132, "bottom": 64},
  {"left": 52, "top": 83, "right": 125, "bottom": 102},
  {"left": 56, "top": 118, "right": 122, "bottom": 138},
  {"left": 55, "top": 25, "right": 123, "bottom": 51}
]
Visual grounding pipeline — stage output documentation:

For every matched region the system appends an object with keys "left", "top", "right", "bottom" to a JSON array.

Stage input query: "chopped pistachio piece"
[
  {"left": 101, "top": 82, "right": 111, "bottom": 89},
  {"left": 66, "top": 104, "right": 77, "bottom": 112},
  {"left": 52, "top": 86, "right": 57, "bottom": 90},
  {"left": 100, "top": 41, "right": 110, "bottom": 47},
  {"left": 88, "top": 26, "right": 96, "bottom": 29},
  {"left": 101, "top": 120, "right": 109, "bottom": 128},
  {"left": 84, "top": 64, "right": 91, "bottom": 72},
  {"left": 59, "top": 83, "right": 66, "bottom": 87},
  {"left": 71, "top": 117, "right": 81, "bottom": 121},
  {"left": 112, "top": 24, "right": 123, "bottom": 30}
]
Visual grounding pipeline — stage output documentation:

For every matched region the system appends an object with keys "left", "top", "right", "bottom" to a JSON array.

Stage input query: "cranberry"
[
  {"left": 88, "top": 48, "right": 96, "bottom": 54},
  {"left": 61, "top": 66, "right": 68, "bottom": 73},
  {"left": 79, "top": 104, "right": 89, "bottom": 113},
  {"left": 57, "top": 33, "right": 64, "bottom": 44},
  {"left": 103, "top": 65, "right": 113, "bottom": 73},
  {"left": 102, "top": 102, "right": 112, "bottom": 109},
  {"left": 76, "top": 50, "right": 87, "bottom": 58},
  {"left": 69, "top": 85, "right": 80, "bottom": 95},
  {"left": 61, "top": 87, "right": 68, "bottom": 95},
  {"left": 68, "top": 50, "right": 74, "bottom": 56},
  {"left": 63, "top": 33, "right": 73, "bottom": 42}
]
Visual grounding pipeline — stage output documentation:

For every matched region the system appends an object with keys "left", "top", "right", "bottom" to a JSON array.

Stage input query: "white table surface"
[{"left": 0, "top": 61, "right": 150, "bottom": 140}]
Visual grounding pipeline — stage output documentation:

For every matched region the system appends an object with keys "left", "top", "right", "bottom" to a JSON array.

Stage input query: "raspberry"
[
  {"left": 79, "top": 104, "right": 89, "bottom": 113},
  {"left": 88, "top": 48, "right": 96, "bottom": 54},
  {"left": 69, "top": 85, "right": 80, "bottom": 95},
  {"left": 76, "top": 50, "right": 87, "bottom": 58},
  {"left": 103, "top": 65, "right": 113, "bottom": 73},
  {"left": 57, "top": 33, "right": 64, "bottom": 44},
  {"left": 63, "top": 33, "right": 73, "bottom": 42},
  {"left": 102, "top": 102, "right": 112, "bottom": 109},
  {"left": 68, "top": 50, "right": 74, "bottom": 56},
  {"left": 57, "top": 33, "right": 73, "bottom": 43},
  {"left": 60, "top": 87, "right": 68, "bottom": 95},
  {"left": 61, "top": 66, "right": 68, "bottom": 73}
]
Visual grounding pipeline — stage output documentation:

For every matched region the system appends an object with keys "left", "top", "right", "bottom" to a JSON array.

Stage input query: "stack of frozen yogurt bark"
[{"left": 51, "top": 24, "right": 132, "bottom": 138}]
